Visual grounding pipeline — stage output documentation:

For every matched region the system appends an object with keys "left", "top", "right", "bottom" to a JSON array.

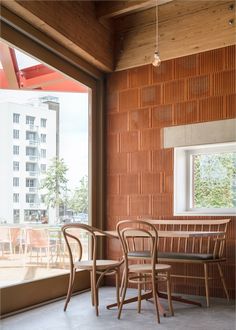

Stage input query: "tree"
[
  {"left": 41, "top": 158, "right": 68, "bottom": 217},
  {"left": 193, "top": 153, "right": 236, "bottom": 208},
  {"left": 69, "top": 175, "right": 88, "bottom": 214}
]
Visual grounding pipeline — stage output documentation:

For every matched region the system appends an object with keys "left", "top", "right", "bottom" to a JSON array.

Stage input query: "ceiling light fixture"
[{"left": 152, "top": 0, "right": 161, "bottom": 67}]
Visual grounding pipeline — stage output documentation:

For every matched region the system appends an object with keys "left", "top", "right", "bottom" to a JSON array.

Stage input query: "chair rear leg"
[
  {"left": 204, "top": 263, "right": 210, "bottom": 307},
  {"left": 115, "top": 269, "right": 120, "bottom": 307},
  {"left": 138, "top": 278, "right": 142, "bottom": 314},
  {"left": 118, "top": 272, "right": 128, "bottom": 319},
  {"left": 64, "top": 268, "right": 76, "bottom": 311},
  {"left": 92, "top": 271, "right": 99, "bottom": 316},
  {"left": 90, "top": 272, "right": 95, "bottom": 306},
  {"left": 217, "top": 263, "right": 230, "bottom": 301},
  {"left": 151, "top": 272, "right": 160, "bottom": 323},
  {"left": 166, "top": 271, "right": 174, "bottom": 316}
]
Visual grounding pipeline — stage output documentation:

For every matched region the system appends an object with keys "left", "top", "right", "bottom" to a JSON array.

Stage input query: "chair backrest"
[
  {"left": 116, "top": 220, "right": 159, "bottom": 267},
  {"left": 146, "top": 219, "right": 230, "bottom": 258},
  {"left": 0, "top": 227, "right": 11, "bottom": 242},
  {"left": 26, "top": 228, "right": 50, "bottom": 248},
  {"left": 62, "top": 223, "right": 99, "bottom": 268}
]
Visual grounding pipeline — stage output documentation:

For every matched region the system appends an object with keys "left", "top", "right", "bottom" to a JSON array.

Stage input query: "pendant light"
[{"left": 152, "top": 0, "right": 161, "bottom": 67}]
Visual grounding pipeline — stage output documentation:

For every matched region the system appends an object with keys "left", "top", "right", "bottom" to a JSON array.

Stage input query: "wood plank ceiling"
[{"left": 0, "top": 0, "right": 235, "bottom": 72}]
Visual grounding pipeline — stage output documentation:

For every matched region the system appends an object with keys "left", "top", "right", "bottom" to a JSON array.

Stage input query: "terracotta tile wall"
[{"left": 105, "top": 45, "right": 236, "bottom": 298}]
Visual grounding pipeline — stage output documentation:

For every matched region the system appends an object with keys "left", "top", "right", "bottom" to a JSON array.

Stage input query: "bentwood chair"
[
  {"left": 24, "top": 228, "right": 57, "bottom": 267},
  {"left": 62, "top": 223, "right": 122, "bottom": 316},
  {"left": 117, "top": 220, "right": 174, "bottom": 323}
]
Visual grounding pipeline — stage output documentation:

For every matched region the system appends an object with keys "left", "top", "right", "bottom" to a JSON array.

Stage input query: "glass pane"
[
  {"left": 193, "top": 152, "right": 236, "bottom": 208},
  {"left": 0, "top": 41, "right": 90, "bottom": 288}
]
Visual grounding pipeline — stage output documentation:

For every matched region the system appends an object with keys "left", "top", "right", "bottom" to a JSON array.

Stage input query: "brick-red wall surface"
[{"left": 106, "top": 45, "right": 236, "bottom": 298}]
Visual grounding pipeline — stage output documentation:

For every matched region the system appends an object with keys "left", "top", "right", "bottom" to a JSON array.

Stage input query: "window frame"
[
  {"left": 1, "top": 6, "right": 105, "bottom": 316},
  {"left": 174, "top": 142, "right": 236, "bottom": 216}
]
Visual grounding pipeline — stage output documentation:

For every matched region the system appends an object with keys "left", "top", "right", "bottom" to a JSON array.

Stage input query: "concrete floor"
[{"left": 1, "top": 287, "right": 235, "bottom": 330}]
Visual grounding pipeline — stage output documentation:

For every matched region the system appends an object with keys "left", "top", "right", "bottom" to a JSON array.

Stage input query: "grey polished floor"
[{"left": 1, "top": 287, "right": 235, "bottom": 330}]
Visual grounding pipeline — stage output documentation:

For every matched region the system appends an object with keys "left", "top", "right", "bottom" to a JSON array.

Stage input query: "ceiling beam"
[
  {"left": 0, "top": 43, "right": 19, "bottom": 88},
  {"left": 96, "top": 0, "right": 173, "bottom": 19},
  {"left": 1, "top": 0, "right": 114, "bottom": 72}
]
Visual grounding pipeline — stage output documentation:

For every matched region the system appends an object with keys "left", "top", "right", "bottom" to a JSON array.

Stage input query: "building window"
[
  {"left": 41, "top": 118, "right": 47, "bottom": 128},
  {"left": 13, "top": 129, "right": 19, "bottom": 139},
  {"left": 41, "top": 149, "right": 46, "bottom": 158},
  {"left": 26, "top": 147, "right": 37, "bottom": 156},
  {"left": 41, "top": 134, "right": 46, "bottom": 143},
  {"left": 26, "top": 194, "right": 36, "bottom": 203},
  {"left": 174, "top": 142, "right": 236, "bottom": 215},
  {"left": 26, "top": 116, "right": 35, "bottom": 125},
  {"left": 13, "top": 113, "right": 20, "bottom": 123},
  {"left": 26, "top": 163, "right": 37, "bottom": 172},
  {"left": 26, "top": 131, "right": 37, "bottom": 141},
  {"left": 13, "top": 161, "right": 19, "bottom": 171},
  {"left": 13, "top": 209, "right": 20, "bottom": 223},
  {"left": 13, "top": 145, "right": 19, "bottom": 155},
  {"left": 26, "top": 179, "right": 36, "bottom": 187},
  {"left": 13, "top": 177, "right": 19, "bottom": 187},
  {"left": 40, "top": 164, "right": 46, "bottom": 173},
  {"left": 13, "top": 193, "right": 19, "bottom": 203}
]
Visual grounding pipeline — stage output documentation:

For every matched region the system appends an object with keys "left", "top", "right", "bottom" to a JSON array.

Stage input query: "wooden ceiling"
[{"left": 0, "top": 0, "right": 235, "bottom": 73}]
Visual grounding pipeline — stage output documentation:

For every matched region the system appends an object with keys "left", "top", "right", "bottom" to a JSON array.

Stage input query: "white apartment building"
[{"left": 0, "top": 97, "right": 59, "bottom": 224}]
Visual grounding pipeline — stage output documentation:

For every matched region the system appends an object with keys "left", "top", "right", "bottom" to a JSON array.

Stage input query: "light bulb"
[{"left": 152, "top": 51, "right": 161, "bottom": 67}]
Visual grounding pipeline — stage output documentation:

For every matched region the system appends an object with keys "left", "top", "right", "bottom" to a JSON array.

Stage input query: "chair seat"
[
  {"left": 129, "top": 263, "right": 171, "bottom": 273},
  {"left": 75, "top": 259, "right": 121, "bottom": 270}
]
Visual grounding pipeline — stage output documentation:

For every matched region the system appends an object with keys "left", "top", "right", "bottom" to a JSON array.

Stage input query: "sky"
[{"left": 0, "top": 89, "right": 89, "bottom": 192}]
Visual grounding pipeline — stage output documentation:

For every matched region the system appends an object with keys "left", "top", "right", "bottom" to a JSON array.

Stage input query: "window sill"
[{"left": 174, "top": 211, "right": 235, "bottom": 216}]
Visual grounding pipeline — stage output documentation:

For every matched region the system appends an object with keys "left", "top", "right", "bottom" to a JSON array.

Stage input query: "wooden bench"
[{"left": 147, "top": 219, "right": 231, "bottom": 307}]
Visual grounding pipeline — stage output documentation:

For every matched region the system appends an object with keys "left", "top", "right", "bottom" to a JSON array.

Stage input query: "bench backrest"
[{"left": 146, "top": 219, "right": 230, "bottom": 258}]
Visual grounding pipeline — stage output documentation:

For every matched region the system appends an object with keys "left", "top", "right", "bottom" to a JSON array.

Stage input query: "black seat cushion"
[
  {"left": 158, "top": 252, "right": 218, "bottom": 260},
  {"left": 128, "top": 251, "right": 218, "bottom": 260}
]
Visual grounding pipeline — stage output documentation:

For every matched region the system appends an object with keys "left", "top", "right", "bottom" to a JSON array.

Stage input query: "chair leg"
[
  {"left": 204, "top": 263, "right": 210, "bottom": 308},
  {"left": 152, "top": 272, "right": 160, "bottom": 324},
  {"left": 138, "top": 279, "right": 142, "bottom": 313},
  {"left": 115, "top": 269, "right": 120, "bottom": 307},
  {"left": 118, "top": 271, "right": 128, "bottom": 319},
  {"left": 92, "top": 271, "right": 99, "bottom": 316},
  {"left": 166, "top": 271, "right": 174, "bottom": 316},
  {"left": 217, "top": 263, "right": 230, "bottom": 302},
  {"left": 64, "top": 268, "right": 76, "bottom": 311},
  {"left": 90, "top": 272, "right": 95, "bottom": 306}
]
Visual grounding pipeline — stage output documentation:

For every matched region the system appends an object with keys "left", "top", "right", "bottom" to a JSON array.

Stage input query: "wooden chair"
[
  {"left": 24, "top": 228, "right": 57, "bottom": 267},
  {"left": 62, "top": 223, "right": 122, "bottom": 316},
  {"left": 0, "top": 227, "right": 13, "bottom": 255},
  {"left": 117, "top": 220, "right": 174, "bottom": 323}
]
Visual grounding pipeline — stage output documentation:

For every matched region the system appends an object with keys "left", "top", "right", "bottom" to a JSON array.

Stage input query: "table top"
[{"left": 98, "top": 230, "right": 225, "bottom": 239}]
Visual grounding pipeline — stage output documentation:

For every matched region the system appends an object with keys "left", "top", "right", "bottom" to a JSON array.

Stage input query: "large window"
[
  {"left": 174, "top": 143, "right": 236, "bottom": 215},
  {"left": 0, "top": 25, "right": 102, "bottom": 314}
]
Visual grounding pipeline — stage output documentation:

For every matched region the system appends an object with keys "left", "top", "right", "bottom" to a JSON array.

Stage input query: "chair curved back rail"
[{"left": 62, "top": 223, "right": 121, "bottom": 316}]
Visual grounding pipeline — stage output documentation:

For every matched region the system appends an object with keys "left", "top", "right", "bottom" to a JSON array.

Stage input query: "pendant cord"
[{"left": 155, "top": 0, "right": 158, "bottom": 53}]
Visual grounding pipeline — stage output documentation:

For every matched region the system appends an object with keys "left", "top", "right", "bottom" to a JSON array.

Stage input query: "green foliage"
[
  {"left": 68, "top": 175, "right": 88, "bottom": 214},
  {"left": 41, "top": 157, "right": 68, "bottom": 209},
  {"left": 193, "top": 152, "right": 236, "bottom": 208}
]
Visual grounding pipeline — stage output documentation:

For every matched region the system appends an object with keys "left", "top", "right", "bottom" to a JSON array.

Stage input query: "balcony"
[
  {"left": 26, "top": 124, "right": 37, "bottom": 131},
  {"left": 28, "top": 187, "right": 38, "bottom": 192},
  {"left": 27, "top": 155, "right": 38, "bottom": 161},
  {"left": 27, "top": 139, "right": 39, "bottom": 146},
  {"left": 28, "top": 171, "right": 38, "bottom": 177},
  {"left": 29, "top": 203, "right": 40, "bottom": 208}
]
